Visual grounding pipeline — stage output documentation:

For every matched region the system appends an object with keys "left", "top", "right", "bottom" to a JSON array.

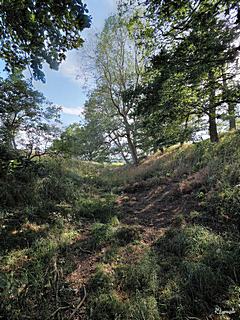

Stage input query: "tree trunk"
[
  {"left": 228, "top": 102, "right": 236, "bottom": 130},
  {"left": 208, "top": 71, "right": 219, "bottom": 143},
  {"left": 209, "top": 110, "right": 219, "bottom": 143},
  {"left": 222, "top": 66, "right": 236, "bottom": 131},
  {"left": 123, "top": 116, "right": 139, "bottom": 165},
  {"left": 121, "top": 151, "right": 130, "bottom": 164}
]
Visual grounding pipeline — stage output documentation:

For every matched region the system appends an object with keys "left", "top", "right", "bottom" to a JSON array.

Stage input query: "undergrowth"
[{"left": 1, "top": 131, "right": 240, "bottom": 319}]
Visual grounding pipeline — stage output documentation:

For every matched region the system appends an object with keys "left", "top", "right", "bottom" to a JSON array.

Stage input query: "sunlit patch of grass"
[
  {"left": 88, "top": 222, "right": 142, "bottom": 251},
  {"left": 0, "top": 219, "right": 79, "bottom": 319},
  {"left": 0, "top": 248, "right": 30, "bottom": 272},
  {"left": 74, "top": 194, "right": 117, "bottom": 223},
  {"left": 115, "top": 251, "right": 159, "bottom": 294},
  {"left": 21, "top": 222, "right": 47, "bottom": 232},
  {"left": 128, "top": 294, "right": 161, "bottom": 320}
]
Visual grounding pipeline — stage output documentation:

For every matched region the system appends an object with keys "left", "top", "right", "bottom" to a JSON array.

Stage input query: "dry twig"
[{"left": 68, "top": 286, "right": 87, "bottom": 320}]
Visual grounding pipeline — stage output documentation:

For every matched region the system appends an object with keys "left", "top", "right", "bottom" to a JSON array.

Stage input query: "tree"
[
  {"left": 52, "top": 122, "right": 110, "bottom": 162},
  {"left": 84, "top": 88, "right": 131, "bottom": 163},
  {"left": 126, "top": 0, "right": 240, "bottom": 144},
  {"left": 0, "top": 73, "right": 61, "bottom": 161},
  {"left": 0, "top": 0, "right": 91, "bottom": 81},
  {"left": 93, "top": 14, "right": 146, "bottom": 164}
]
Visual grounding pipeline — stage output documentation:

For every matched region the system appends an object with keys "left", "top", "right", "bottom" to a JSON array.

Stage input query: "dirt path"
[
  {"left": 117, "top": 176, "right": 198, "bottom": 241},
  {"left": 63, "top": 173, "right": 204, "bottom": 319},
  {"left": 68, "top": 175, "right": 200, "bottom": 286}
]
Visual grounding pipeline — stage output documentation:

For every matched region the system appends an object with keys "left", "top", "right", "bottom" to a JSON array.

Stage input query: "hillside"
[{"left": 1, "top": 131, "right": 240, "bottom": 320}]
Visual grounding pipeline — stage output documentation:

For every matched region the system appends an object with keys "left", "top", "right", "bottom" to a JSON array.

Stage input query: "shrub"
[
  {"left": 116, "top": 252, "right": 159, "bottom": 294},
  {"left": 89, "top": 292, "right": 127, "bottom": 320},
  {"left": 115, "top": 226, "right": 141, "bottom": 245},
  {"left": 88, "top": 265, "right": 114, "bottom": 293},
  {"left": 129, "top": 295, "right": 161, "bottom": 320},
  {"left": 89, "top": 223, "right": 115, "bottom": 249}
]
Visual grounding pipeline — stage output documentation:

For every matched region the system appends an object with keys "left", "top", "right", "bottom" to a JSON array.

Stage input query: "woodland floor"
[{"left": 65, "top": 170, "right": 207, "bottom": 319}]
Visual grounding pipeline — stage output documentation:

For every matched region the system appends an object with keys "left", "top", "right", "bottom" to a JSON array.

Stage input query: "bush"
[
  {"left": 116, "top": 252, "right": 159, "bottom": 294},
  {"left": 115, "top": 226, "right": 141, "bottom": 245},
  {"left": 75, "top": 195, "right": 116, "bottom": 223},
  {"left": 89, "top": 292, "right": 127, "bottom": 320},
  {"left": 89, "top": 223, "right": 115, "bottom": 249},
  {"left": 88, "top": 266, "right": 114, "bottom": 293}
]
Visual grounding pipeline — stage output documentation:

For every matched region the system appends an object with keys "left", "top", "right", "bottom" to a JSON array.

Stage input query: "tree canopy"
[
  {"left": 0, "top": 0, "right": 91, "bottom": 81},
  {"left": 0, "top": 73, "right": 60, "bottom": 166}
]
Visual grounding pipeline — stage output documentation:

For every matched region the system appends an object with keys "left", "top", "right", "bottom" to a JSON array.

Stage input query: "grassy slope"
[{"left": 0, "top": 131, "right": 240, "bottom": 319}]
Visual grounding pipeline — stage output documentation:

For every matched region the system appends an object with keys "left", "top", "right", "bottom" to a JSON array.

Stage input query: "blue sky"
[{"left": 32, "top": 0, "right": 117, "bottom": 127}]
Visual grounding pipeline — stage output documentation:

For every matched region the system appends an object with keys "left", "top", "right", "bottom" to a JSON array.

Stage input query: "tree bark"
[
  {"left": 209, "top": 110, "right": 219, "bottom": 142},
  {"left": 208, "top": 71, "right": 219, "bottom": 143},
  {"left": 222, "top": 66, "right": 236, "bottom": 131},
  {"left": 228, "top": 102, "right": 236, "bottom": 130},
  {"left": 123, "top": 116, "right": 139, "bottom": 165}
]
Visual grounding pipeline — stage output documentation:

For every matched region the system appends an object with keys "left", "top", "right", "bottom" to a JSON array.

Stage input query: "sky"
[{"left": 32, "top": 0, "right": 117, "bottom": 127}]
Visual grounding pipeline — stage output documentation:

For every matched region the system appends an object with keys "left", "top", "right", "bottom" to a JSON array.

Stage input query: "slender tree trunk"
[
  {"left": 120, "top": 151, "right": 129, "bottom": 164},
  {"left": 116, "top": 139, "right": 130, "bottom": 164},
  {"left": 228, "top": 102, "right": 236, "bottom": 130},
  {"left": 208, "top": 71, "right": 219, "bottom": 143},
  {"left": 209, "top": 110, "right": 219, "bottom": 142},
  {"left": 222, "top": 66, "right": 236, "bottom": 131},
  {"left": 123, "top": 116, "right": 139, "bottom": 165}
]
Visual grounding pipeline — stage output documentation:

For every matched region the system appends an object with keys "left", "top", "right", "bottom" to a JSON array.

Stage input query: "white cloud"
[
  {"left": 62, "top": 106, "right": 84, "bottom": 116},
  {"left": 59, "top": 51, "right": 82, "bottom": 85},
  {"left": 59, "top": 48, "right": 96, "bottom": 89},
  {"left": 59, "top": 0, "right": 118, "bottom": 86},
  {"left": 105, "top": 0, "right": 117, "bottom": 10}
]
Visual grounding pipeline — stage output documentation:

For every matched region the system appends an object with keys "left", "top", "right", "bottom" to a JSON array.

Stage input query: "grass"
[
  {"left": 0, "top": 219, "right": 79, "bottom": 319},
  {"left": 1, "top": 131, "right": 240, "bottom": 319},
  {"left": 89, "top": 222, "right": 142, "bottom": 250},
  {"left": 86, "top": 225, "right": 240, "bottom": 319}
]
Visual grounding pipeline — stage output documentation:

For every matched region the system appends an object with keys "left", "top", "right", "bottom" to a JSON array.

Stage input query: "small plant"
[
  {"left": 89, "top": 292, "right": 127, "bottom": 320},
  {"left": 129, "top": 294, "right": 161, "bottom": 320},
  {"left": 89, "top": 223, "right": 115, "bottom": 249},
  {"left": 115, "top": 225, "right": 141, "bottom": 245},
  {"left": 189, "top": 210, "right": 201, "bottom": 220},
  {"left": 116, "top": 252, "right": 159, "bottom": 294},
  {"left": 173, "top": 214, "right": 185, "bottom": 227},
  {"left": 88, "top": 265, "right": 114, "bottom": 293},
  {"left": 102, "top": 245, "right": 119, "bottom": 263}
]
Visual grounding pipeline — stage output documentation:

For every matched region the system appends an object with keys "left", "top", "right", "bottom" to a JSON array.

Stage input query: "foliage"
[
  {"left": 124, "top": 0, "right": 240, "bottom": 147},
  {"left": 88, "top": 12, "right": 148, "bottom": 164},
  {"left": 0, "top": 0, "right": 91, "bottom": 81},
  {"left": 0, "top": 73, "right": 61, "bottom": 174},
  {"left": 52, "top": 121, "right": 110, "bottom": 162},
  {"left": 1, "top": 132, "right": 240, "bottom": 319}
]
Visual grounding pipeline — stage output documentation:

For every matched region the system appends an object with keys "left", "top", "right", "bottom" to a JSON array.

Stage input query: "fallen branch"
[
  {"left": 78, "top": 246, "right": 93, "bottom": 254},
  {"left": 49, "top": 306, "right": 69, "bottom": 318},
  {"left": 68, "top": 286, "right": 87, "bottom": 320}
]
